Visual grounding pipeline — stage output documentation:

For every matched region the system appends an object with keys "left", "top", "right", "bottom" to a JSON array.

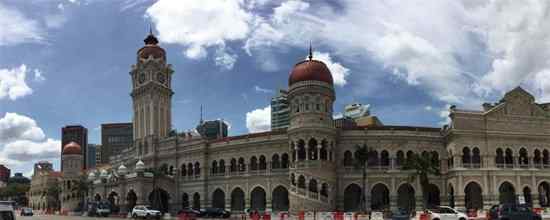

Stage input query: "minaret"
[
  {"left": 130, "top": 30, "right": 174, "bottom": 154},
  {"left": 287, "top": 47, "right": 337, "bottom": 211}
]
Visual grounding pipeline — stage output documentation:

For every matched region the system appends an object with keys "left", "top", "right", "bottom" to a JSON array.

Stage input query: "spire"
[
  {"left": 144, "top": 25, "right": 159, "bottom": 45},
  {"left": 200, "top": 105, "right": 204, "bottom": 123},
  {"left": 308, "top": 41, "right": 313, "bottom": 60},
  {"left": 149, "top": 23, "right": 153, "bottom": 35}
]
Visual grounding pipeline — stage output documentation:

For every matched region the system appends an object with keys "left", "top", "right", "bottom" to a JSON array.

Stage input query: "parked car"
[
  {"left": 488, "top": 204, "right": 541, "bottom": 220},
  {"left": 0, "top": 204, "right": 15, "bottom": 220},
  {"left": 20, "top": 207, "right": 33, "bottom": 216},
  {"left": 178, "top": 207, "right": 202, "bottom": 217},
  {"left": 391, "top": 208, "right": 414, "bottom": 220},
  {"left": 426, "top": 206, "right": 468, "bottom": 220},
  {"left": 199, "top": 208, "right": 230, "bottom": 218},
  {"left": 132, "top": 205, "right": 162, "bottom": 219},
  {"left": 96, "top": 201, "right": 112, "bottom": 217}
]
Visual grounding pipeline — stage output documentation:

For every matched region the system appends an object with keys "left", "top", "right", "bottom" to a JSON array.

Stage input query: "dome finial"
[
  {"left": 144, "top": 24, "right": 159, "bottom": 45},
  {"left": 308, "top": 41, "right": 313, "bottom": 60},
  {"left": 149, "top": 23, "right": 153, "bottom": 35}
]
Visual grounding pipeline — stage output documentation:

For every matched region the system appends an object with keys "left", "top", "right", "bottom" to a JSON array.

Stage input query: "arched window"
[
  {"left": 505, "top": 148, "right": 513, "bottom": 168},
  {"left": 368, "top": 150, "right": 379, "bottom": 167},
  {"left": 238, "top": 158, "right": 246, "bottom": 172},
  {"left": 211, "top": 160, "right": 218, "bottom": 174},
  {"left": 321, "top": 183, "right": 328, "bottom": 197},
  {"left": 396, "top": 151, "right": 405, "bottom": 167},
  {"left": 219, "top": 160, "right": 225, "bottom": 174},
  {"left": 544, "top": 150, "right": 550, "bottom": 167},
  {"left": 462, "top": 147, "right": 471, "bottom": 167},
  {"left": 281, "top": 153, "right": 289, "bottom": 169},
  {"left": 496, "top": 148, "right": 504, "bottom": 168},
  {"left": 291, "top": 173, "right": 296, "bottom": 185},
  {"left": 259, "top": 155, "right": 267, "bottom": 170},
  {"left": 181, "top": 164, "right": 186, "bottom": 176},
  {"left": 187, "top": 163, "right": 193, "bottom": 176},
  {"left": 230, "top": 158, "right": 237, "bottom": 173},
  {"left": 297, "top": 140, "right": 306, "bottom": 160},
  {"left": 472, "top": 148, "right": 481, "bottom": 167},
  {"left": 272, "top": 154, "right": 280, "bottom": 169},
  {"left": 308, "top": 139, "right": 318, "bottom": 160},
  {"left": 251, "top": 156, "right": 258, "bottom": 171},
  {"left": 320, "top": 140, "right": 328, "bottom": 160},
  {"left": 194, "top": 162, "right": 200, "bottom": 176},
  {"left": 309, "top": 179, "right": 318, "bottom": 193},
  {"left": 380, "top": 150, "right": 390, "bottom": 167},
  {"left": 519, "top": 148, "right": 528, "bottom": 168},
  {"left": 343, "top": 151, "right": 353, "bottom": 167},
  {"left": 298, "top": 175, "right": 306, "bottom": 189},
  {"left": 534, "top": 150, "right": 542, "bottom": 168},
  {"left": 406, "top": 151, "right": 414, "bottom": 164},
  {"left": 431, "top": 151, "right": 439, "bottom": 168}
]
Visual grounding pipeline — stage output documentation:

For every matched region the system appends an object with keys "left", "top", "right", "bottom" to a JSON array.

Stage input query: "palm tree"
[
  {"left": 71, "top": 177, "right": 89, "bottom": 211},
  {"left": 401, "top": 152, "right": 441, "bottom": 209},
  {"left": 354, "top": 144, "right": 370, "bottom": 213},
  {"left": 46, "top": 185, "right": 61, "bottom": 211}
]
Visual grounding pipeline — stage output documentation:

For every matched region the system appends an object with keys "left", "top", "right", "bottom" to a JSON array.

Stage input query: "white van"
[{"left": 0, "top": 204, "right": 15, "bottom": 220}]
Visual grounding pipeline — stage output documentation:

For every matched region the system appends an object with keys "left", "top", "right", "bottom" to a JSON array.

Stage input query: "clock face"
[
  {"left": 139, "top": 73, "right": 146, "bottom": 84},
  {"left": 157, "top": 72, "right": 165, "bottom": 84}
]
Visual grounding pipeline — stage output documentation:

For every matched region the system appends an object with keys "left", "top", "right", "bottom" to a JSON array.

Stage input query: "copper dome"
[
  {"left": 289, "top": 59, "right": 333, "bottom": 86},
  {"left": 62, "top": 141, "right": 82, "bottom": 155},
  {"left": 138, "top": 31, "right": 166, "bottom": 60}
]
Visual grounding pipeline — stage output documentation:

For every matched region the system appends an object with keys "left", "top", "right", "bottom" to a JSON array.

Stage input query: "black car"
[
  {"left": 199, "top": 208, "right": 230, "bottom": 218},
  {"left": 178, "top": 208, "right": 202, "bottom": 217},
  {"left": 488, "top": 204, "right": 541, "bottom": 220},
  {"left": 391, "top": 208, "right": 413, "bottom": 220},
  {"left": 20, "top": 208, "right": 33, "bottom": 216}
]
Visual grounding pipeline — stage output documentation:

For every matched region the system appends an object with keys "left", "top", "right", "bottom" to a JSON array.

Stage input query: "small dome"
[
  {"left": 135, "top": 160, "right": 145, "bottom": 171},
  {"left": 118, "top": 164, "right": 128, "bottom": 174},
  {"left": 62, "top": 142, "right": 82, "bottom": 155},
  {"left": 88, "top": 172, "right": 96, "bottom": 180},
  {"left": 289, "top": 58, "right": 333, "bottom": 86},
  {"left": 100, "top": 169, "right": 108, "bottom": 178}
]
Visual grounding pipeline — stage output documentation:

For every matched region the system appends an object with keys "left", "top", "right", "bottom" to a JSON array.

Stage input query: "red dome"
[
  {"left": 138, "top": 45, "right": 166, "bottom": 59},
  {"left": 289, "top": 59, "right": 333, "bottom": 86},
  {"left": 62, "top": 142, "right": 81, "bottom": 155}
]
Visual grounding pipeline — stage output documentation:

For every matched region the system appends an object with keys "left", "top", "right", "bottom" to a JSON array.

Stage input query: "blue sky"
[{"left": 1, "top": 0, "right": 549, "bottom": 176}]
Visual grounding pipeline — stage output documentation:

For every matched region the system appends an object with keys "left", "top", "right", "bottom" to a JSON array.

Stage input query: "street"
[{"left": 18, "top": 216, "right": 126, "bottom": 220}]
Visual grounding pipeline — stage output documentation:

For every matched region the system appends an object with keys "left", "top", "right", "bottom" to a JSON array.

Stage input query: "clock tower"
[{"left": 130, "top": 30, "right": 173, "bottom": 143}]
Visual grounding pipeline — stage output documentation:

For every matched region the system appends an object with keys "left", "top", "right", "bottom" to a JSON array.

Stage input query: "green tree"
[
  {"left": 71, "top": 176, "right": 89, "bottom": 211},
  {"left": 402, "top": 152, "right": 441, "bottom": 209},
  {"left": 354, "top": 144, "right": 371, "bottom": 213},
  {"left": 46, "top": 185, "right": 61, "bottom": 210}
]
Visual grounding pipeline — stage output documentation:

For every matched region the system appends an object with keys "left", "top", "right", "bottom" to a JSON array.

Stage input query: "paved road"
[{"left": 18, "top": 216, "right": 127, "bottom": 220}]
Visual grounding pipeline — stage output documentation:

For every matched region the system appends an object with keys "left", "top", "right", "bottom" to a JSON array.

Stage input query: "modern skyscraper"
[
  {"left": 0, "top": 165, "right": 10, "bottom": 183},
  {"left": 101, "top": 123, "right": 133, "bottom": 164},
  {"left": 196, "top": 119, "right": 228, "bottom": 139},
  {"left": 271, "top": 89, "right": 289, "bottom": 130},
  {"left": 95, "top": 145, "right": 102, "bottom": 166},
  {"left": 87, "top": 144, "right": 97, "bottom": 169},
  {"left": 61, "top": 125, "right": 88, "bottom": 170},
  {"left": 343, "top": 103, "right": 370, "bottom": 119}
]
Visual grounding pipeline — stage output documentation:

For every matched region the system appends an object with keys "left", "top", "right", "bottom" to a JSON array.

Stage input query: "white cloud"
[
  {"left": 0, "top": 113, "right": 60, "bottom": 173},
  {"left": 0, "top": 112, "right": 45, "bottom": 144},
  {"left": 310, "top": 51, "right": 350, "bottom": 87},
  {"left": 246, "top": 106, "right": 271, "bottom": 133},
  {"left": 44, "top": 13, "right": 68, "bottom": 29},
  {"left": 0, "top": 65, "right": 33, "bottom": 101},
  {"left": 146, "top": 0, "right": 252, "bottom": 59},
  {"left": 424, "top": 106, "right": 433, "bottom": 111},
  {"left": 254, "top": 85, "right": 273, "bottom": 93},
  {"left": 215, "top": 46, "right": 238, "bottom": 70},
  {"left": 33, "top": 69, "right": 45, "bottom": 82},
  {"left": 0, "top": 2, "right": 44, "bottom": 46}
]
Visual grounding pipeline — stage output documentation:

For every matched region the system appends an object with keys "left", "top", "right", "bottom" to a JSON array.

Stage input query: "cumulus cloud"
[
  {"left": 215, "top": 46, "right": 238, "bottom": 70},
  {"left": 0, "top": 2, "right": 44, "bottom": 46},
  {"left": 146, "top": 0, "right": 252, "bottom": 59},
  {"left": 0, "top": 113, "right": 60, "bottom": 171},
  {"left": 33, "top": 69, "right": 45, "bottom": 82},
  {"left": 0, "top": 112, "right": 45, "bottom": 144},
  {"left": 310, "top": 51, "right": 350, "bottom": 87},
  {"left": 0, "top": 65, "right": 33, "bottom": 101},
  {"left": 246, "top": 106, "right": 271, "bottom": 133}
]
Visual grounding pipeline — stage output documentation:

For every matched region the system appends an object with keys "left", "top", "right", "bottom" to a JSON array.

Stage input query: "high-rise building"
[
  {"left": 343, "top": 103, "right": 370, "bottom": 119},
  {"left": 196, "top": 119, "right": 228, "bottom": 139},
  {"left": 271, "top": 89, "right": 289, "bottom": 130},
  {"left": 61, "top": 125, "right": 88, "bottom": 170},
  {"left": 87, "top": 144, "right": 97, "bottom": 169},
  {"left": 95, "top": 145, "right": 102, "bottom": 166},
  {"left": 101, "top": 123, "right": 133, "bottom": 164},
  {"left": 0, "top": 165, "right": 10, "bottom": 183}
]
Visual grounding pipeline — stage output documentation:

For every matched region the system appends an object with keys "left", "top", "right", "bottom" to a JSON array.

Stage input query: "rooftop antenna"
[
  {"left": 200, "top": 105, "right": 204, "bottom": 123},
  {"left": 149, "top": 23, "right": 153, "bottom": 35},
  {"left": 308, "top": 41, "right": 313, "bottom": 60}
]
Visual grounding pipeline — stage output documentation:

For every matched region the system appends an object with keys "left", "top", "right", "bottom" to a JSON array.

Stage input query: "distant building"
[
  {"left": 0, "top": 165, "right": 10, "bottom": 184},
  {"left": 29, "top": 161, "right": 60, "bottom": 211},
  {"left": 343, "top": 103, "right": 370, "bottom": 119},
  {"left": 95, "top": 145, "right": 102, "bottom": 166},
  {"left": 61, "top": 125, "right": 88, "bottom": 170},
  {"left": 10, "top": 173, "right": 30, "bottom": 184},
  {"left": 101, "top": 123, "right": 133, "bottom": 165},
  {"left": 196, "top": 119, "right": 228, "bottom": 139},
  {"left": 271, "top": 89, "right": 289, "bottom": 130},
  {"left": 87, "top": 144, "right": 98, "bottom": 169}
]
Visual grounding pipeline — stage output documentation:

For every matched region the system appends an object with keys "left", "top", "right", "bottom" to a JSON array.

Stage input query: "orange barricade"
[
  {"left": 333, "top": 211, "right": 344, "bottom": 220},
  {"left": 252, "top": 212, "right": 261, "bottom": 220},
  {"left": 263, "top": 212, "right": 271, "bottom": 220},
  {"left": 419, "top": 213, "right": 431, "bottom": 220},
  {"left": 298, "top": 211, "right": 305, "bottom": 220}
]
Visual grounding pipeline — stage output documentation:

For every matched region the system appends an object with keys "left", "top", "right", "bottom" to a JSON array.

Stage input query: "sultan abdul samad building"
[{"left": 86, "top": 31, "right": 550, "bottom": 214}]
